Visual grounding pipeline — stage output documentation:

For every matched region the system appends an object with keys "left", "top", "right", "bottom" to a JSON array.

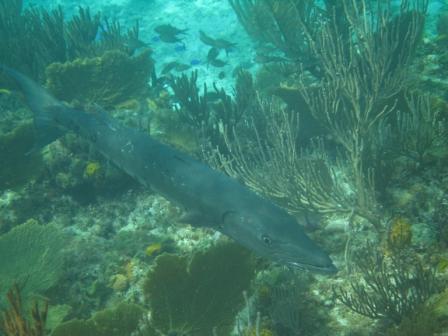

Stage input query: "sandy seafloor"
[{"left": 1, "top": 0, "right": 448, "bottom": 335}]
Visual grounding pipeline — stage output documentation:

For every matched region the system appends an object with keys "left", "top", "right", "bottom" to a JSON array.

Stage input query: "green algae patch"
[
  {"left": 45, "top": 49, "right": 153, "bottom": 108},
  {"left": 143, "top": 242, "right": 256, "bottom": 336},
  {"left": 51, "top": 302, "right": 146, "bottom": 336},
  {"left": 0, "top": 120, "right": 43, "bottom": 190}
]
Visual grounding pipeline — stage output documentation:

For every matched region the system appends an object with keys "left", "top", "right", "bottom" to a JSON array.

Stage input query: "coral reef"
[
  {"left": 224, "top": 0, "right": 429, "bottom": 233},
  {"left": 170, "top": 69, "right": 255, "bottom": 152},
  {"left": 229, "top": 0, "right": 321, "bottom": 66},
  {"left": 0, "top": 1, "right": 146, "bottom": 83},
  {"left": 386, "top": 287, "right": 448, "bottom": 335},
  {"left": 45, "top": 49, "right": 153, "bottom": 107},
  {"left": 209, "top": 97, "right": 350, "bottom": 218},
  {"left": 142, "top": 242, "right": 256, "bottom": 336},
  {"left": 250, "top": 269, "right": 330, "bottom": 336},
  {"left": 335, "top": 245, "right": 439, "bottom": 325},
  {"left": 51, "top": 302, "right": 145, "bottom": 336},
  {"left": 388, "top": 217, "right": 413, "bottom": 249},
  {"left": 1, "top": 1, "right": 448, "bottom": 335},
  {"left": 84, "top": 161, "right": 101, "bottom": 178}
]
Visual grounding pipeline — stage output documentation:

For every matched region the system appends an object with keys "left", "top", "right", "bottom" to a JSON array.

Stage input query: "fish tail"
[{"left": 0, "top": 65, "right": 66, "bottom": 148}]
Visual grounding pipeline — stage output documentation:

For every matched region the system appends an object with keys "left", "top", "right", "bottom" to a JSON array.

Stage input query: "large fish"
[{"left": 1, "top": 66, "right": 337, "bottom": 274}]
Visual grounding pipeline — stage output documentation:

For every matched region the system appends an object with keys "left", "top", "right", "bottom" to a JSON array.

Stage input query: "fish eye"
[{"left": 261, "top": 234, "right": 272, "bottom": 245}]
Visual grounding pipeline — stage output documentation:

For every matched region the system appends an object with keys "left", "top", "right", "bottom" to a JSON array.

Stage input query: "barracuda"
[{"left": 2, "top": 66, "right": 337, "bottom": 274}]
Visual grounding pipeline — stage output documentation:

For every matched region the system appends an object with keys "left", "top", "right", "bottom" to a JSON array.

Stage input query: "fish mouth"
[{"left": 288, "top": 261, "right": 338, "bottom": 274}]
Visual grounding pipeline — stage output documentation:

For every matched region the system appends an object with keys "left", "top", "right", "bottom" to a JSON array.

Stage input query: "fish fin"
[
  {"left": 1, "top": 65, "right": 66, "bottom": 148},
  {"left": 295, "top": 210, "right": 321, "bottom": 231},
  {"left": 31, "top": 105, "right": 66, "bottom": 149}
]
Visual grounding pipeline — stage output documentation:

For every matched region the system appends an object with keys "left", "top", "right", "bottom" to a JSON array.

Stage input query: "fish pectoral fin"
[
  {"left": 178, "top": 211, "right": 211, "bottom": 227},
  {"left": 32, "top": 105, "right": 66, "bottom": 147}
]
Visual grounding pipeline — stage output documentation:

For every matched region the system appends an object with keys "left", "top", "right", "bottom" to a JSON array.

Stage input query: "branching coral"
[
  {"left": 170, "top": 70, "right": 209, "bottom": 130},
  {"left": 170, "top": 70, "right": 255, "bottom": 151},
  {"left": 251, "top": 270, "right": 330, "bottom": 336},
  {"left": 297, "top": 0, "right": 428, "bottom": 230},
  {"left": 335, "top": 245, "right": 439, "bottom": 325},
  {"left": 0, "top": 0, "right": 70, "bottom": 79},
  {"left": 209, "top": 96, "right": 353, "bottom": 216},
  {"left": 66, "top": 7, "right": 101, "bottom": 59},
  {"left": 394, "top": 92, "right": 446, "bottom": 165},
  {"left": 0, "top": 1, "right": 145, "bottom": 83},
  {"left": 27, "top": 6, "right": 67, "bottom": 65},
  {"left": 229, "top": 0, "right": 321, "bottom": 64},
  {"left": 0, "top": 0, "right": 39, "bottom": 79},
  {"left": 225, "top": 0, "right": 429, "bottom": 232}
]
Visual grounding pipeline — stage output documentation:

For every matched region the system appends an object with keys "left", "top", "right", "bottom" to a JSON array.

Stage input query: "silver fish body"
[{"left": 2, "top": 66, "right": 337, "bottom": 274}]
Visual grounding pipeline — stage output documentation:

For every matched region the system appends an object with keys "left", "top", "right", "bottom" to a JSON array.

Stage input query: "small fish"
[
  {"left": 207, "top": 47, "right": 220, "bottom": 62},
  {"left": 209, "top": 58, "right": 227, "bottom": 68},
  {"left": 128, "top": 38, "right": 149, "bottom": 50},
  {"left": 255, "top": 53, "right": 290, "bottom": 64},
  {"left": 154, "top": 24, "right": 187, "bottom": 36},
  {"left": 161, "top": 61, "right": 180, "bottom": 75},
  {"left": 199, "top": 30, "right": 215, "bottom": 46},
  {"left": 174, "top": 63, "right": 191, "bottom": 72},
  {"left": 155, "top": 24, "right": 187, "bottom": 44},
  {"left": 145, "top": 242, "right": 163, "bottom": 256},
  {"left": 126, "top": 39, "right": 150, "bottom": 56},
  {"left": 213, "top": 38, "right": 237, "bottom": 51},
  {"left": 159, "top": 34, "right": 183, "bottom": 44},
  {"left": 161, "top": 61, "right": 191, "bottom": 75},
  {"left": 218, "top": 71, "right": 226, "bottom": 79},
  {"left": 174, "top": 44, "right": 186, "bottom": 52},
  {"left": 199, "top": 30, "right": 236, "bottom": 52},
  {"left": 190, "top": 59, "right": 201, "bottom": 66}
]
